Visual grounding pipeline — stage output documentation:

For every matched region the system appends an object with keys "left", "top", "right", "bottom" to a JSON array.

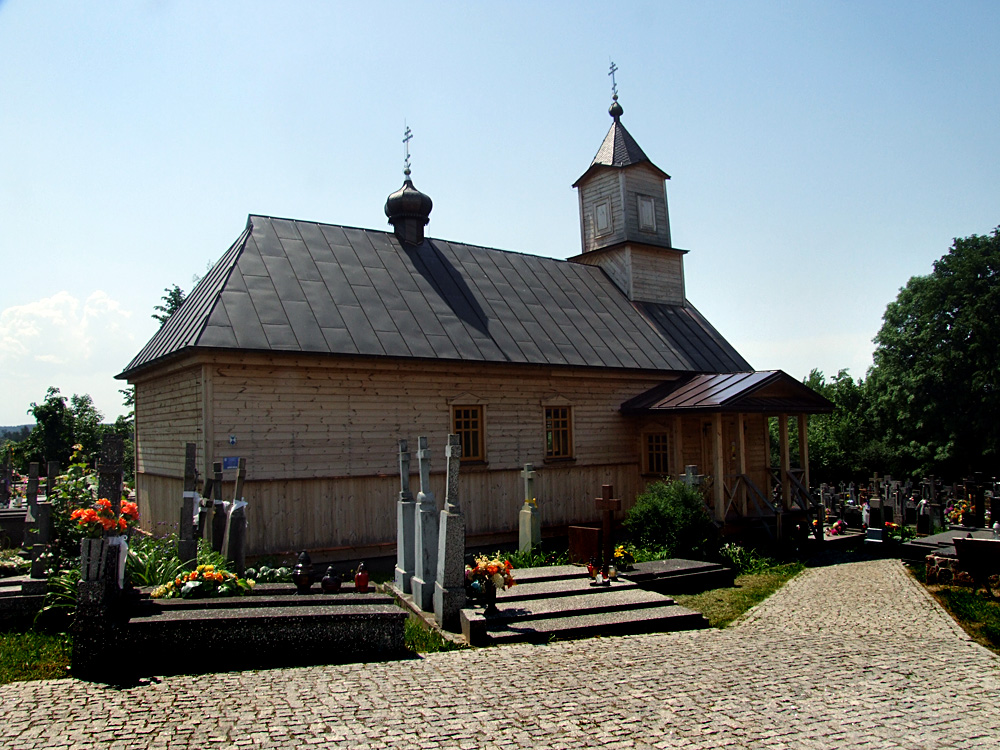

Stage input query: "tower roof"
[{"left": 573, "top": 98, "right": 670, "bottom": 187}]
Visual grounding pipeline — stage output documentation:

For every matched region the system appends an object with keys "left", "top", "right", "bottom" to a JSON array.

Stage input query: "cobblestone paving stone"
[{"left": 3, "top": 559, "right": 999, "bottom": 749}]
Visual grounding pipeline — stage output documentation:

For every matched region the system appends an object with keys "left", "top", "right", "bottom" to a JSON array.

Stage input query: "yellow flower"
[{"left": 247, "top": 579, "right": 255, "bottom": 588}]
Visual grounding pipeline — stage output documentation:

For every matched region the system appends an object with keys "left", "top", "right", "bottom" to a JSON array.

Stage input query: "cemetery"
[{"left": 3, "top": 418, "right": 999, "bottom": 684}]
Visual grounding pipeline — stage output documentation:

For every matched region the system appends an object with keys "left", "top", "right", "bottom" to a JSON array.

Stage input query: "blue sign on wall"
[{"left": 222, "top": 456, "right": 240, "bottom": 471}]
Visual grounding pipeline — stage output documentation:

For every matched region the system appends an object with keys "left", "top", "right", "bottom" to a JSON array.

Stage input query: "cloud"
[{"left": 0, "top": 292, "right": 138, "bottom": 423}]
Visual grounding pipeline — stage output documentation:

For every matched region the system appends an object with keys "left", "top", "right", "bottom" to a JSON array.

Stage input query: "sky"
[{"left": 1, "top": 2, "right": 998, "bottom": 425}]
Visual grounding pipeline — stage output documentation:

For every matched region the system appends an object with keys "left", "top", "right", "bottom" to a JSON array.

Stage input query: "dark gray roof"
[
  {"left": 119, "top": 216, "right": 751, "bottom": 378},
  {"left": 573, "top": 119, "right": 670, "bottom": 187},
  {"left": 620, "top": 371, "right": 834, "bottom": 415}
]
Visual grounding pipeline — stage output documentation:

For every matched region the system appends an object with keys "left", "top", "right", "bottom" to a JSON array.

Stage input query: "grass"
[
  {"left": 674, "top": 562, "right": 805, "bottom": 628},
  {"left": 404, "top": 616, "right": 465, "bottom": 654},
  {"left": 0, "top": 630, "right": 71, "bottom": 684},
  {"left": 907, "top": 564, "right": 1000, "bottom": 654}
]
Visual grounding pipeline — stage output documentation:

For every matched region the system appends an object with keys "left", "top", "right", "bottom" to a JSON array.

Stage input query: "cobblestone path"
[{"left": 2, "top": 559, "right": 999, "bottom": 749}]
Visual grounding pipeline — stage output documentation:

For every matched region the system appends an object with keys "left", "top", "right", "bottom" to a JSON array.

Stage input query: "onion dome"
[{"left": 385, "top": 167, "right": 432, "bottom": 245}]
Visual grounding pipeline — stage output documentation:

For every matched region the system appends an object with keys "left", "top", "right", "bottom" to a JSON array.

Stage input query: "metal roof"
[
  {"left": 620, "top": 371, "right": 834, "bottom": 415},
  {"left": 572, "top": 119, "right": 670, "bottom": 187},
  {"left": 118, "top": 215, "right": 751, "bottom": 379}
]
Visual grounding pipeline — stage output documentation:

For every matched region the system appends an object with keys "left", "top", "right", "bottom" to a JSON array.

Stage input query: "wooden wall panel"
[{"left": 629, "top": 246, "right": 684, "bottom": 305}]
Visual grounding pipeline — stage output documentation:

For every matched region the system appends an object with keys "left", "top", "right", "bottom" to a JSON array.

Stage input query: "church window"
[
  {"left": 638, "top": 195, "right": 656, "bottom": 232},
  {"left": 452, "top": 405, "right": 485, "bottom": 462},
  {"left": 595, "top": 199, "right": 612, "bottom": 236},
  {"left": 544, "top": 406, "right": 574, "bottom": 459},
  {"left": 645, "top": 432, "right": 670, "bottom": 475}
]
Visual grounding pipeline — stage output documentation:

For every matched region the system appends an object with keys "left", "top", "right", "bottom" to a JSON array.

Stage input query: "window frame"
[
  {"left": 637, "top": 194, "right": 656, "bottom": 233},
  {"left": 451, "top": 404, "right": 486, "bottom": 463},
  {"left": 544, "top": 405, "right": 574, "bottom": 461},
  {"left": 643, "top": 431, "right": 671, "bottom": 476}
]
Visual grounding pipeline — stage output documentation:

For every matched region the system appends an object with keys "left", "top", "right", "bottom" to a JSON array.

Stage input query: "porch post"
[
  {"left": 797, "top": 414, "right": 810, "bottom": 491},
  {"left": 779, "top": 413, "right": 791, "bottom": 510},
  {"left": 763, "top": 415, "right": 772, "bottom": 501},
  {"left": 737, "top": 413, "right": 748, "bottom": 516},
  {"left": 712, "top": 412, "right": 725, "bottom": 522},
  {"left": 671, "top": 416, "right": 683, "bottom": 480}
]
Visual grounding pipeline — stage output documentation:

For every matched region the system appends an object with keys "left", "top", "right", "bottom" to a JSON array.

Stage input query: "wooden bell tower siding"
[{"left": 117, "top": 96, "right": 829, "bottom": 557}]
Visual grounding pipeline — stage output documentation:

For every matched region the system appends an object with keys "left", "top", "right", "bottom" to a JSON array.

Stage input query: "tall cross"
[
  {"left": 595, "top": 484, "right": 621, "bottom": 577},
  {"left": 398, "top": 439, "right": 411, "bottom": 497},
  {"left": 608, "top": 60, "right": 618, "bottom": 99},
  {"left": 416, "top": 435, "right": 431, "bottom": 496},
  {"left": 403, "top": 125, "right": 413, "bottom": 175},
  {"left": 521, "top": 464, "right": 536, "bottom": 506}
]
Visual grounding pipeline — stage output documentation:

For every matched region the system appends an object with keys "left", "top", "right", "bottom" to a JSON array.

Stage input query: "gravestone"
[
  {"left": 410, "top": 436, "right": 439, "bottom": 612},
  {"left": 595, "top": 485, "right": 621, "bottom": 577},
  {"left": 683, "top": 465, "right": 701, "bottom": 488},
  {"left": 28, "top": 503, "right": 53, "bottom": 580},
  {"left": 24, "top": 462, "right": 39, "bottom": 518},
  {"left": 434, "top": 434, "right": 466, "bottom": 630},
  {"left": 223, "top": 458, "right": 248, "bottom": 576},
  {"left": 518, "top": 463, "right": 541, "bottom": 553},
  {"left": 210, "top": 462, "right": 227, "bottom": 552},
  {"left": 178, "top": 443, "right": 199, "bottom": 565},
  {"left": 394, "top": 439, "right": 416, "bottom": 594},
  {"left": 0, "top": 450, "right": 11, "bottom": 506}
]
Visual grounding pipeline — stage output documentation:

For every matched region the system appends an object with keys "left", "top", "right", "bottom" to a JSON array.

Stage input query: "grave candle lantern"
[{"left": 292, "top": 550, "right": 313, "bottom": 593}]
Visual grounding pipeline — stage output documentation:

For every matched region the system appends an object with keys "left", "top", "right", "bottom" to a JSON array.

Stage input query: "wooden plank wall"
[
  {"left": 205, "top": 461, "right": 642, "bottom": 557},
  {"left": 134, "top": 366, "right": 203, "bottom": 535},
  {"left": 579, "top": 170, "right": 625, "bottom": 252},
  {"left": 629, "top": 246, "right": 684, "bottom": 305},
  {"left": 133, "top": 354, "right": 665, "bottom": 555},
  {"left": 621, "top": 165, "right": 671, "bottom": 247}
]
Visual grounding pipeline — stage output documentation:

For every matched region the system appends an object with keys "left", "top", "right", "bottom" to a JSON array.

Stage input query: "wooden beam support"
[
  {"left": 672, "top": 415, "right": 683, "bottom": 480},
  {"left": 737, "top": 412, "right": 747, "bottom": 516},
  {"left": 712, "top": 412, "right": 724, "bottom": 522},
  {"left": 798, "top": 413, "right": 810, "bottom": 492},
  {"left": 763, "top": 415, "right": 772, "bottom": 502},
  {"left": 779, "top": 413, "right": 791, "bottom": 510}
]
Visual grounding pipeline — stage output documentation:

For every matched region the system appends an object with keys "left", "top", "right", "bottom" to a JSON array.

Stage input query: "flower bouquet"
[
  {"left": 465, "top": 553, "right": 516, "bottom": 596},
  {"left": 828, "top": 519, "right": 847, "bottom": 536},
  {"left": 70, "top": 497, "right": 140, "bottom": 537},
  {"left": 151, "top": 564, "right": 255, "bottom": 599},
  {"left": 613, "top": 545, "right": 635, "bottom": 571}
]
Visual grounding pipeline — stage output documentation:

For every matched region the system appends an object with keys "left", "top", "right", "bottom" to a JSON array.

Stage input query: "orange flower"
[
  {"left": 96, "top": 498, "right": 112, "bottom": 510},
  {"left": 99, "top": 517, "right": 115, "bottom": 530},
  {"left": 118, "top": 517, "right": 127, "bottom": 530}
]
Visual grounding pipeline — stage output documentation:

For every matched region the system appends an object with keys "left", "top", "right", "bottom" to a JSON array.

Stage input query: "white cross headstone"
[
  {"left": 394, "top": 439, "right": 416, "bottom": 594},
  {"left": 411, "top": 436, "right": 439, "bottom": 612},
  {"left": 434, "top": 434, "right": 466, "bottom": 630},
  {"left": 518, "top": 463, "right": 541, "bottom": 552}
]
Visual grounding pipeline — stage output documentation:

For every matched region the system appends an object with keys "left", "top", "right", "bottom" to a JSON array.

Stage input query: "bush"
[{"left": 623, "top": 480, "right": 716, "bottom": 560}]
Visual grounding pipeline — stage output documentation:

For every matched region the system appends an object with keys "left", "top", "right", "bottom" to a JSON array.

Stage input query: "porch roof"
[{"left": 620, "top": 370, "right": 834, "bottom": 415}]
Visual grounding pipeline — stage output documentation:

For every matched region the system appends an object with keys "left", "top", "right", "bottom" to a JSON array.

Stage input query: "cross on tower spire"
[
  {"left": 608, "top": 60, "right": 619, "bottom": 100},
  {"left": 403, "top": 124, "right": 413, "bottom": 177}
]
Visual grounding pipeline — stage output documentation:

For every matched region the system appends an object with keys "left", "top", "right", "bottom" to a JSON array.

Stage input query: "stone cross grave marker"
[
  {"left": 411, "top": 436, "right": 439, "bottom": 612},
  {"left": 434, "top": 434, "right": 466, "bottom": 630},
  {"left": 519, "top": 463, "right": 541, "bottom": 552},
  {"left": 28, "top": 461, "right": 57, "bottom": 580},
  {"left": 97, "top": 434, "right": 125, "bottom": 517},
  {"left": 225, "top": 457, "right": 248, "bottom": 576},
  {"left": 210, "top": 462, "right": 226, "bottom": 552},
  {"left": 25, "top": 462, "right": 39, "bottom": 516},
  {"left": 595, "top": 484, "right": 621, "bottom": 577},
  {"left": 394, "top": 439, "right": 416, "bottom": 594},
  {"left": 178, "top": 442, "right": 199, "bottom": 565},
  {"left": 0, "top": 448, "right": 11, "bottom": 506}
]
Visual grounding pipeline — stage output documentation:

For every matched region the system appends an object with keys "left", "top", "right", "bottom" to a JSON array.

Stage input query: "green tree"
[
  {"left": 152, "top": 284, "right": 186, "bottom": 326},
  {"left": 16, "top": 388, "right": 76, "bottom": 469},
  {"left": 867, "top": 227, "right": 1000, "bottom": 477}
]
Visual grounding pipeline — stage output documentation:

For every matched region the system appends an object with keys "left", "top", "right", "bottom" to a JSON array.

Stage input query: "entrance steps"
[{"left": 461, "top": 562, "right": 720, "bottom": 646}]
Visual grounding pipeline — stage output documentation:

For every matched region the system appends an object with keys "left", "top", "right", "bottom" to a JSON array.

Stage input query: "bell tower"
[{"left": 570, "top": 66, "right": 686, "bottom": 306}]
